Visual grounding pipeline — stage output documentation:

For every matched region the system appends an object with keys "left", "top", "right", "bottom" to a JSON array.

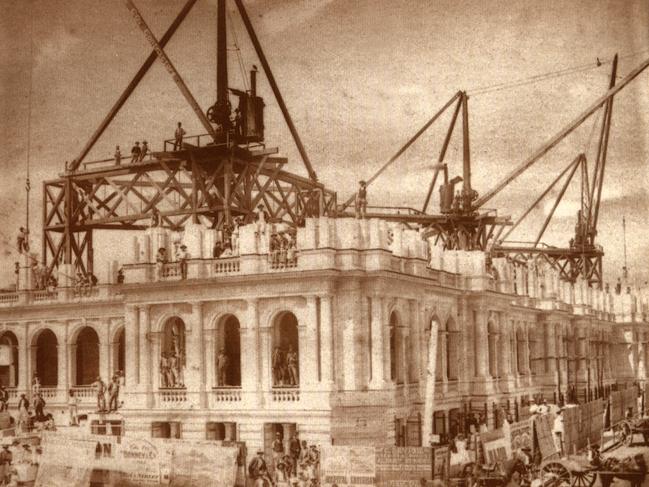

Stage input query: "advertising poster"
[
  {"left": 432, "top": 446, "right": 450, "bottom": 481},
  {"left": 533, "top": 413, "right": 559, "bottom": 460},
  {"left": 375, "top": 446, "right": 432, "bottom": 486},
  {"left": 507, "top": 420, "right": 532, "bottom": 452},
  {"left": 321, "top": 445, "right": 376, "bottom": 487}
]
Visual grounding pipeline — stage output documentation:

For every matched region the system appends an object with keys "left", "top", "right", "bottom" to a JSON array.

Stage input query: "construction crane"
[{"left": 42, "top": 0, "right": 336, "bottom": 278}]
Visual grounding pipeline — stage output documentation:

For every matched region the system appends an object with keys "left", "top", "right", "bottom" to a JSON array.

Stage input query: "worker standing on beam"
[
  {"left": 174, "top": 122, "right": 186, "bottom": 151},
  {"left": 355, "top": 180, "right": 367, "bottom": 219}
]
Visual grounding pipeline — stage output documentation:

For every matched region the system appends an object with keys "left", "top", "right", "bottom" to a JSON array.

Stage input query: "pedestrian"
[
  {"left": 114, "top": 145, "right": 122, "bottom": 165},
  {"left": 175, "top": 244, "right": 188, "bottom": 279},
  {"left": 216, "top": 349, "right": 229, "bottom": 387},
  {"left": 355, "top": 180, "right": 367, "bottom": 219},
  {"left": 272, "top": 432, "right": 285, "bottom": 480},
  {"left": 94, "top": 376, "right": 106, "bottom": 413},
  {"left": 0, "top": 443, "right": 11, "bottom": 486},
  {"left": 156, "top": 248, "right": 167, "bottom": 280},
  {"left": 248, "top": 450, "right": 268, "bottom": 483},
  {"left": 16, "top": 227, "right": 29, "bottom": 254},
  {"left": 0, "top": 385, "right": 7, "bottom": 412},
  {"left": 130, "top": 141, "right": 141, "bottom": 162},
  {"left": 174, "top": 122, "right": 186, "bottom": 151},
  {"left": 33, "top": 393, "right": 45, "bottom": 421},
  {"left": 68, "top": 389, "right": 79, "bottom": 426},
  {"left": 108, "top": 375, "right": 120, "bottom": 412},
  {"left": 17, "top": 394, "right": 29, "bottom": 433},
  {"left": 139, "top": 140, "right": 149, "bottom": 162}
]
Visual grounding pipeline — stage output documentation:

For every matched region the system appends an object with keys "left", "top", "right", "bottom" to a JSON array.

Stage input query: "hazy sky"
[{"left": 1, "top": 0, "right": 648, "bottom": 287}]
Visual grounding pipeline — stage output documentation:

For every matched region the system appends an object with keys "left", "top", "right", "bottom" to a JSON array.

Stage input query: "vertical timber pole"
[
  {"left": 216, "top": 0, "right": 228, "bottom": 105},
  {"left": 225, "top": 151, "right": 232, "bottom": 226},
  {"left": 64, "top": 179, "right": 73, "bottom": 266},
  {"left": 461, "top": 92, "right": 472, "bottom": 204}
]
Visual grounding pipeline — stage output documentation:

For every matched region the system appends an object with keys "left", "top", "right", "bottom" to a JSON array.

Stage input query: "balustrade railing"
[
  {"left": 71, "top": 385, "right": 95, "bottom": 400},
  {"left": 0, "top": 294, "right": 18, "bottom": 304},
  {"left": 38, "top": 387, "right": 58, "bottom": 400},
  {"left": 32, "top": 291, "right": 57, "bottom": 302},
  {"left": 211, "top": 387, "right": 242, "bottom": 402},
  {"left": 271, "top": 387, "right": 300, "bottom": 402},
  {"left": 214, "top": 258, "right": 240, "bottom": 275},
  {"left": 161, "top": 263, "right": 182, "bottom": 279},
  {"left": 159, "top": 388, "right": 188, "bottom": 405}
]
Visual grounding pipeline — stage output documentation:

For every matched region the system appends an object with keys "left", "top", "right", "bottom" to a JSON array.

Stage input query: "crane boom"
[{"left": 475, "top": 56, "right": 649, "bottom": 208}]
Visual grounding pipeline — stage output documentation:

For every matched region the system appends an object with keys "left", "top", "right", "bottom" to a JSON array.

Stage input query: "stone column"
[
  {"left": 139, "top": 306, "right": 152, "bottom": 407},
  {"left": 474, "top": 308, "right": 489, "bottom": 377},
  {"left": 545, "top": 321, "right": 556, "bottom": 373},
  {"left": 188, "top": 302, "right": 206, "bottom": 407},
  {"left": 409, "top": 300, "right": 421, "bottom": 384},
  {"left": 369, "top": 296, "right": 385, "bottom": 389},
  {"left": 205, "top": 329, "right": 215, "bottom": 390},
  {"left": 302, "top": 297, "right": 318, "bottom": 389},
  {"left": 100, "top": 324, "right": 111, "bottom": 383},
  {"left": 241, "top": 299, "right": 261, "bottom": 397},
  {"left": 125, "top": 305, "right": 139, "bottom": 389},
  {"left": 320, "top": 295, "right": 334, "bottom": 388},
  {"left": 57, "top": 325, "right": 68, "bottom": 398},
  {"left": 382, "top": 300, "right": 392, "bottom": 383},
  {"left": 18, "top": 327, "right": 28, "bottom": 392}
]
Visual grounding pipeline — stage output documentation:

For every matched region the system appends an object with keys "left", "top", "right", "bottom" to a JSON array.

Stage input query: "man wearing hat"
[
  {"left": 271, "top": 432, "right": 285, "bottom": 481},
  {"left": 355, "top": 180, "right": 367, "bottom": 219},
  {"left": 247, "top": 450, "right": 268, "bottom": 486},
  {"left": 130, "top": 141, "right": 141, "bottom": 161},
  {"left": 139, "top": 140, "right": 149, "bottom": 162},
  {"left": 0, "top": 443, "right": 11, "bottom": 485},
  {"left": 94, "top": 376, "right": 106, "bottom": 413},
  {"left": 175, "top": 244, "right": 189, "bottom": 280}
]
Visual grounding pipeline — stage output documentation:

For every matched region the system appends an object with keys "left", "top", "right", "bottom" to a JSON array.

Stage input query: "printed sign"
[
  {"left": 432, "top": 446, "right": 450, "bottom": 481},
  {"left": 533, "top": 413, "right": 558, "bottom": 460},
  {"left": 375, "top": 446, "right": 432, "bottom": 486},
  {"left": 35, "top": 464, "right": 92, "bottom": 487},
  {"left": 321, "top": 445, "right": 376, "bottom": 487},
  {"left": 508, "top": 420, "right": 532, "bottom": 452}
]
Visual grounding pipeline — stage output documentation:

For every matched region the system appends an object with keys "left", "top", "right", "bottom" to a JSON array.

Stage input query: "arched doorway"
[
  {"left": 161, "top": 317, "right": 186, "bottom": 388},
  {"left": 271, "top": 312, "right": 299, "bottom": 387},
  {"left": 35, "top": 329, "right": 58, "bottom": 386},
  {"left": 76, "top": 327, "right": 100, "bottom": 385},
  {"left": 113, "top": 328, "right": 125, "bottom": 378},
  {"left": 0, "top": 332, "right": 18, "bottom": 387},
  {"left": 216, "top": 315, "right": 241, "bottom": 387}
]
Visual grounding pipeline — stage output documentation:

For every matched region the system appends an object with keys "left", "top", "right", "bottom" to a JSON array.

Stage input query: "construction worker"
[
  {"left": 174, "top": 122, "right": 186, "bottom": 151},
  {"left": 33, "top": 393, "right": 45, "bottom": 421},
  {"left": 272, "top": 346, "right": 284, "bottom": 386},
  {"left": 139, "top": 140, "right": 149, "bottom": 162},
  {"left": 355, "top": 180, "right": 367, "bottom": 219},
  {"left": 248, "top": 450, "right": 270, "bottom": 486},
  {"left": 114, "top": 145, "right": 122, "bottom": 165},
  {"left": 130, "top": 141, "right": 141, "bottom": 161},
  {"left": 271, "top": 432, "right": 284, "bottom": 481},
  {"left": 286, "top": 345, "right": 299, "bottom": 386},
  {"left": 94, "top": 376, "right": 106, "bottom": 413},
  {"left": 156, "top": 248, "right": 167, "bottom": 280},
  {"left": 16, "top": 227, "right": 29, "bottom": 254},
  {"left": 175, "top": 244, "right": 188, "bottom": 280},
  {"left": 108, "top": 375, "right": 120, "bottom": 412}
]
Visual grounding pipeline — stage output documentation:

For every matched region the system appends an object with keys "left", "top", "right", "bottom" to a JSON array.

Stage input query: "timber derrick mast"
[{"left": 42, "top": 0, "right": 336, "bottom": 278}]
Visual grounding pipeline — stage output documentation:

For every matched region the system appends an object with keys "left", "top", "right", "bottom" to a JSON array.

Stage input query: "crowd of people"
[{"left": 248, "top": 433, "right": 320, "bottom": 487}]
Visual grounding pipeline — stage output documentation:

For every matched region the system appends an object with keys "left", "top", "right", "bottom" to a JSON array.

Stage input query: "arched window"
[
  {"left": 0, "top": 332, "right": 18, "bottom": 388},
  {"left": 76, "top": 327, "right": 99, "bottom": 385},
  {"left": 446, "top": 318, "right": 459, "bottom": 381},
  {"left": 516, "top": 328, "right": 526, "bottom": 375},
  {"left": 435, "top": 319, "right": 445, "bottom": 382},
  {"left": 488, "top": 321, "right": 498, "bottom": 378},
  {"left": 389, "top": 312, "right": 403, "bottom": 384},
  {"left": 216, "top": 315, "right": 241, "bottom": 387},
  {"left": 272, "top": 312, "right": 299, "bottom": 387},
  {"left": 34, "top": 329, "right": 58, "bottom": 386},
  {"left": 161, "top": 317, "right": 186, "bottom": 389},
  {"left": 113, "top": 327, "right": 125, "bottom": 378}
]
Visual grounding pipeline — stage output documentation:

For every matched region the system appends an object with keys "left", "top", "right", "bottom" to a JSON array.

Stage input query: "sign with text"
[
  {"left": 533, "top": 413, "right": 558, "bottom": 460},
  {"left": 35, "top": 464, "right": 92, "bottom": 487},
  {"left": 375, "top": 446, "right": 432, "bottom": 486},
  {"left": 507, "top": 420, "right": 532, "bottom": 452},
  {"left": 321, "top": 445, "right": 376, "bottom": 487},
  {"left": 432, "top": 446, "right": 450, "bottom": 481}
]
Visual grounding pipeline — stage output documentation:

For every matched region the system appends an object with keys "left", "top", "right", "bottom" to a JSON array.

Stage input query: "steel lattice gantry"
[{"left": 42, "top": 145, "right": 336, "bottom": 276}]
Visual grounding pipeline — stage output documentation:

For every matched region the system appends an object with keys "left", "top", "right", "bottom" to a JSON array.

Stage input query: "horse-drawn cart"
[
  {"left": 614, "top": 416, "right": 649, "bottom": 446},
  {"left": 540, "top": 453, "right": 646, "bottom": 487}
]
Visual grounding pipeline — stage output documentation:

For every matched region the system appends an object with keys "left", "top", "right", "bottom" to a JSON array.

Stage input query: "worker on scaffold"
[
  {"left": 16, "top": 227, "right": 29, "bottom": 254},
  {"left": 355, "top": 180, "right": 367, "bottom": 219},
  {"left": 173, "top": 122, "right": 186, "bottom": 151}
]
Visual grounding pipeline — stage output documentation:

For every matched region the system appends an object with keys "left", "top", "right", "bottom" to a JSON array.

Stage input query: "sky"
[{"left": 1, "top": 0, "right": 648, "bottom": 288}]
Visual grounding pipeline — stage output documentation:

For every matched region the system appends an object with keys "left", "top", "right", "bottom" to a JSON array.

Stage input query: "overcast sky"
[{"left": 1, "top": 0, "right": 648, "bottom": 287}]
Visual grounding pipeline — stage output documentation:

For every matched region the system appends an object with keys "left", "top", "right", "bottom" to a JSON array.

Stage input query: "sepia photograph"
[{"left": 1, "top": 0, "right": 649, "bottom": 485}]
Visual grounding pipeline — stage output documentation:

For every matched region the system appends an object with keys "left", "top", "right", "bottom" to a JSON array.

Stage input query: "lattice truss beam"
[
  {"left": 43, "top": 148, "right": 336, "bottom": 274},
  {"left": 502, "top": 248, "right": 603, "bottom": 285}
]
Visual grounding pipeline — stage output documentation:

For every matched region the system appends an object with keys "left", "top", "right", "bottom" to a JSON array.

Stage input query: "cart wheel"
[
  {"left": 541, "top": 462, "right": 571, "bottom": 486},
  {"left": 571, "top": 470, "right": 596, "bottom": 487}
]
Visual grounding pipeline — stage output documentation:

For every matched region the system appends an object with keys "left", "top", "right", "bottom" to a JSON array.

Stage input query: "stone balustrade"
[{"left": 271, "top": 387, "right": 300, "bottom": 402}]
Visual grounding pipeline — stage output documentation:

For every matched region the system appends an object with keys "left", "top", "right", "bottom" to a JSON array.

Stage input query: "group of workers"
[
  {"left": 248, "top": 433, "right": 320, "bottom": 486},
  {"left": 271, "top": 345, "right": 299, "bottom": 387},
  {"left": 114, "top": 140, "right": 149, "bottom": 165},
  {"left": 92, "top": 374, "right": 122, "bottom": 414}
]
